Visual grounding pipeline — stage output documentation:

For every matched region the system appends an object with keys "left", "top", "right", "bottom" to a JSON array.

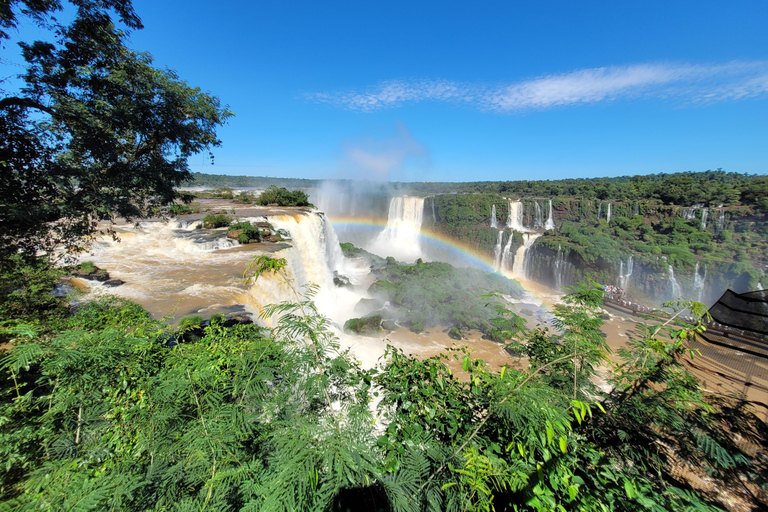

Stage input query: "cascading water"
[
  {"left": 534, "top": 202, "right": 543, "bottom": 229},
  {"left": 506, "top": 201, "right": 525, "bottom": 232},
  {"left": 606, "top": 202, "right": 612, "bottom": 224},
  {"left": 618, "top": 256, "right": 633, "bottom": 290},
  {"left": 370, "top": 196, "right": 425, "bottom": 262},
  {"left": 633, "top": 202, "right": 640, "bottom": 217},
  {"left": 492, "top": 230, "right": 504, "bottom": 271},
  {"left": 500, "top": 232, "right": 515, "bottom": 271},
  {"left": 700, "top": 209, "right": 708, "bottom": 230},
  {"left": 431, "top": 197, "right": 437, "bottom": 225},
  {"left": 693, "top": 262, "right": 706, "bottom": 302},
  {"left": 668, "top": 265, "right": 682, "bottom": 299},
  {"left": 490, "top": 205, "right": 499, "bottom": 228},
  {"left": 544, "top": 199, "right": 555, "bottom": 230},
  {"left": 553, "top": 244, "right": 573, "bottom": 289},
  {"left": 597, "top": 203, "right": 602, "bottom": 220},
  {"left": 510, "top": 233, "right": 541, "bottom": 278},
  {"left": 716, "top": 209, "right": 725, "bottom": 235}
]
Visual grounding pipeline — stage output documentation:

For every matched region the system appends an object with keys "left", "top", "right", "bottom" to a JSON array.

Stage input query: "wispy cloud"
[{"left": 307, "top": 61, "right": 768, "bottom": 113}]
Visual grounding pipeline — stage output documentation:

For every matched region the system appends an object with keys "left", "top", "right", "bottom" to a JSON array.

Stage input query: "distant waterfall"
[
  {"left": 618, "top": 256, "right": 633, "bottom": 290},
  {"left": 511, "top": 233, "right": 541, "bottom": 278},
  {"left": 700, "top": 209, "right": 708, "bottom": 230},
  {"left": 597, "top": 203, "right": 602, "bottom": 220},
  {"left": 490, "top": 205, "right": 499, "bottom": 228},
  {"left": 668, "top": 265, "right": 682, "bottom": 299},
  {"left": 545, "top": 199, "right": 555, "bottom": 230},
  {"left": 507, "top": 201, "right": 525, "bottom": 231},
  {"left": 533, "top": 202, "right": 544, "bottom": 229},
  {"left": 716, "top": 209, "right": 725, "bottom": 235},
  {"left": 554, "top": 245, "right": 573, "bottom": 289},
  {"left": 500, "top": 233, "right": 515, "bottom": 271},
  {"left": 693, "top": 262, "right": 706, "bottom": 302},
  {"left": 606, "top": 202, "right": 612, "bottom": 224},
  {"left": 371, "top": 196, "right": 425, "bottom": 262},
  {"left": 633, "top": 202, "right": 640, "bottom": 217},
  {"left": 492, "top": 230, "right": 504, "bottom": 271}
]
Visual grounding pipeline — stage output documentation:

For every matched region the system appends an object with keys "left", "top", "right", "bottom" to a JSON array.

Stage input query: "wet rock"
[
  {"left": 381, "top": 319, "right": 397, "bottom": 331},
  {"left": 226, "top": 229, "right": 244, "bottom": 240},
  {"left": 72, "top": 267, "right": 110, "bottom": 282},
  {"left": 344, "top": 313, "right": 382, "bottom": 337},
  {"left": 103, "top": 279, "right": 125, "bottom": 287},
  {"left": 223, "top": 315, "right": 253, "bottom": 327},
  {"left": 447, "top": 327, "right": 463, "bottom": 340},
  {"left": 354, "top": 298, "right": 381, "bottom": 316},
  {"left": 333, "top": 272, "right": 352, "bottom": 288}
]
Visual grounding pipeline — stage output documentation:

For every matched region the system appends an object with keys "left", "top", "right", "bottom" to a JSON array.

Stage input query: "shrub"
[
  {"left": 178, "top": 314, "right": 204, "bottom": 331},
  {"left": 79, "top": 261, "right": 97, "bottom": 274},
  {"left": 202, "top": 213, "right": 231, "bottom": 228},
  {"left": 168, "top": 204, "right": 192, "bottom": 216},
  {"left": 256, "top": 186, "right": 311, "bottom": 207}
]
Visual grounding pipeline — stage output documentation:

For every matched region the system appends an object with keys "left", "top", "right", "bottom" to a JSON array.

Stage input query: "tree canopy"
[{"left": 0, "top": 0, "right": 231, "bottom": 259}]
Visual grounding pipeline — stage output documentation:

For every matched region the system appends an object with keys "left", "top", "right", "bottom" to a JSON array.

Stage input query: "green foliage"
[
  {"left": 168, "top": 203, "right": 192, "bottom": 216},
  {"left": 201, "top": 213, "right": 231, "bottom": 228},
  {"left": 366, "top": 261, "right": 524, "bottom": 335},
  {"left": 178, "top": 314, "right": 203, "bottom": 331},
  {"left": 229, "top": 221, "right": 262, "bottom": 242},
  {"left": 0, "top": 1, "right": 231, "bottom": 259},
  {"left": 78, "top": 261, "right": 97, "bottom": 274},
  {"left": 256, "top": 185, "right": 311, "bottom": 207},
  {"left": 0, "top": 255, "right": 66, "bottom": 326}
]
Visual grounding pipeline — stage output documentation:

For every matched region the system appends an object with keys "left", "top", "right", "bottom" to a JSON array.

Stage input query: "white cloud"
[
  {"left": 339, "top": 122, "right": 430, "bottom": 181},
  {"left": 307, "top": 61, "right": 768, "bottom": 113}
]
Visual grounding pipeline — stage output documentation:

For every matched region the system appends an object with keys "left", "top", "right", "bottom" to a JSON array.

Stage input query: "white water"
[
  {"left": 618, "top": 256, "right": 633, "bottom": 290},
  {"left": 510, "top": 233, "right": 541, "bottom": 278},
  {"left": 668, "top": 265, "right": 682, "bottom": 299},
  {"left": 700, "top": 209, "right": 708, "bottom": 230},
  {"left": 533, "top": 202, "right": 543, "bottom": 229},
  {"left": 693, "top": 262, "right": 706, "bottom": 302},
  {"left": 500, "top": 232, "right": 515, "bottom": 271},
  {"left": 553, "top": 244, "right": 572, "bottom": 289},
  {"left": 370, "top": 196, "right": 425, "bottom": 262},
  {"left": 490, "top": 205, "right": 499, "bottom": 228},
  {"left": 545, "top": 199, "right": 555, "bottom": 230},
  {"left": 506, "top": 201, "right": 526, "bottom": 232},
  {"left": 597, "top": 203, "right": 602, "bottom": 220},
  {"left": 492, "top": 230, "right": 504, "bottom": 271},
  {"left": 606, "top": 203, "right": 612, "bottom": 224},
  {"left": 716, "top": 209, "right": 725, "bottom": 235}
]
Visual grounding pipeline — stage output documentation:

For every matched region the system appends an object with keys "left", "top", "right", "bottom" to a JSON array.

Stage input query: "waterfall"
[
  {"left": 667, "top": 265, "right": 682, "bottom": 299},
  {"left": 606, "top": 202, "right": 612, "bottom": 224},
  {"left": 370, "top": 196, "right": 425, "bottom": 262},
  {"left": 533, "top": 202, "right": 543, "bottom": 229},
  {"left": 544, "top": 199, "right": 555, "bottom": 230},
  {"left": 490, "top": 204, "right": 499, "bottom": 228},
  {"left": 619, "top": 256, "right": 633, "bottom": 290},
  {"left": 716, "top": 209, "right": 725, "bottom": 235},
  {"left": 634, "top": 202, "right": 640, "bottom": 217},
  {"left": 500, "top": 232, "right": 515, "bottom": 271},
  {"left": 492, "top": 230, "right": 504, "bottom": 271},
  {"left": 506, "top": 201, "right": 525, "bottom": 231},
  {"left": 700, "top": 209, "right": 708, "bottom": 230},
  {"left": 597, "top": 203, "right": 602, "bottom": 220},
  {"left": 693, "top": 262, "right": 706, "bottom": 302},
  {"left": 510, "top": 233, "right": 541, "bottom": 278},
  {"left": 553, "top": 244, "right": 572, "bottom": 289}
]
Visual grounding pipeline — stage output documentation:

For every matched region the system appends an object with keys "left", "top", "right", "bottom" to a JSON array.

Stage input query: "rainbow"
[{"left": 327, "top": 215, "right": 501, "bottom": 274}]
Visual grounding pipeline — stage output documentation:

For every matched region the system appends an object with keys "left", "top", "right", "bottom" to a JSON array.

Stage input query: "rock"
[
  {"left": 344, "top": 314, "right": 382, "bottom": 337},
  {"left": 226, "top": 229, "right": 244, "bottom": 239},
  {"left": 333, "top": 272, "right": 352, "bottom": 288},
  {"left": 72, "top": 267, "right": 110, "bottom": 282},
  {"left": 447, "top": 327, "right": 463, "bottom": 340},
  {"left": 255, "top": 222, "right": 272, "bottom": 229},
  {"left": 103, "top": 279, "right": 125, "bottom": 287},
  {"left": 381, "top": 319, "right": 397, "bottom": 331},
  {"left": 223, "top": 315, "right": 253, "bottom": 327},
  {"left": 354, "top": 298, "right": 381, "bottom": 316}
]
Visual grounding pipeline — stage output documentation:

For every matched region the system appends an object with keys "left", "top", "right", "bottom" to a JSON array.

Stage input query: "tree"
[{"left": 0, "top": 1, "right": 232, "bottom": 259}]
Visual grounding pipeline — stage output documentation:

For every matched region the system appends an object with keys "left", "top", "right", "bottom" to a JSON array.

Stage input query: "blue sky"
[{"left": 13, "top": 1, "right": 768, "bottom": 181}]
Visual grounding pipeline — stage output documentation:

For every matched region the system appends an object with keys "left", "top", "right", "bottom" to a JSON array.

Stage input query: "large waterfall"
[
  {"left": 492, "top": 230, "right": 504, "bottom": 271},
  {"left": 553, "top": 245, "right": 573, "bottom": 289},
  {"left": 618, "top": 256, "right": 633, "bottom": 290},
  {"left": 667, "top": 265, "right": 682, "bottom": 299},
  {"left": 370, "top": 196, "right": 425, "bottom": 262},
  {"left": 510, "top": 233, "right": 541, "bottom": 278},
  {"left": 533, "top": 202, "right": 543, "bottom": 229},
  {"left": 693, "top": 262, "right": 706, "bottom": 302},
  {"left": 701, "top": 209, "right": 708, "bottom": 230},
  {"left": 500, "top": 233, "right": 515, "bottom": 271},
  {"left": 490, "top": 205, "right": 499, "bottom": 228},
  {"left": 545, "top": 200, "right": 555, "bottom": 230},
  {"left": 506, "top": 201, "right": 525, "bottom": 231}
]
